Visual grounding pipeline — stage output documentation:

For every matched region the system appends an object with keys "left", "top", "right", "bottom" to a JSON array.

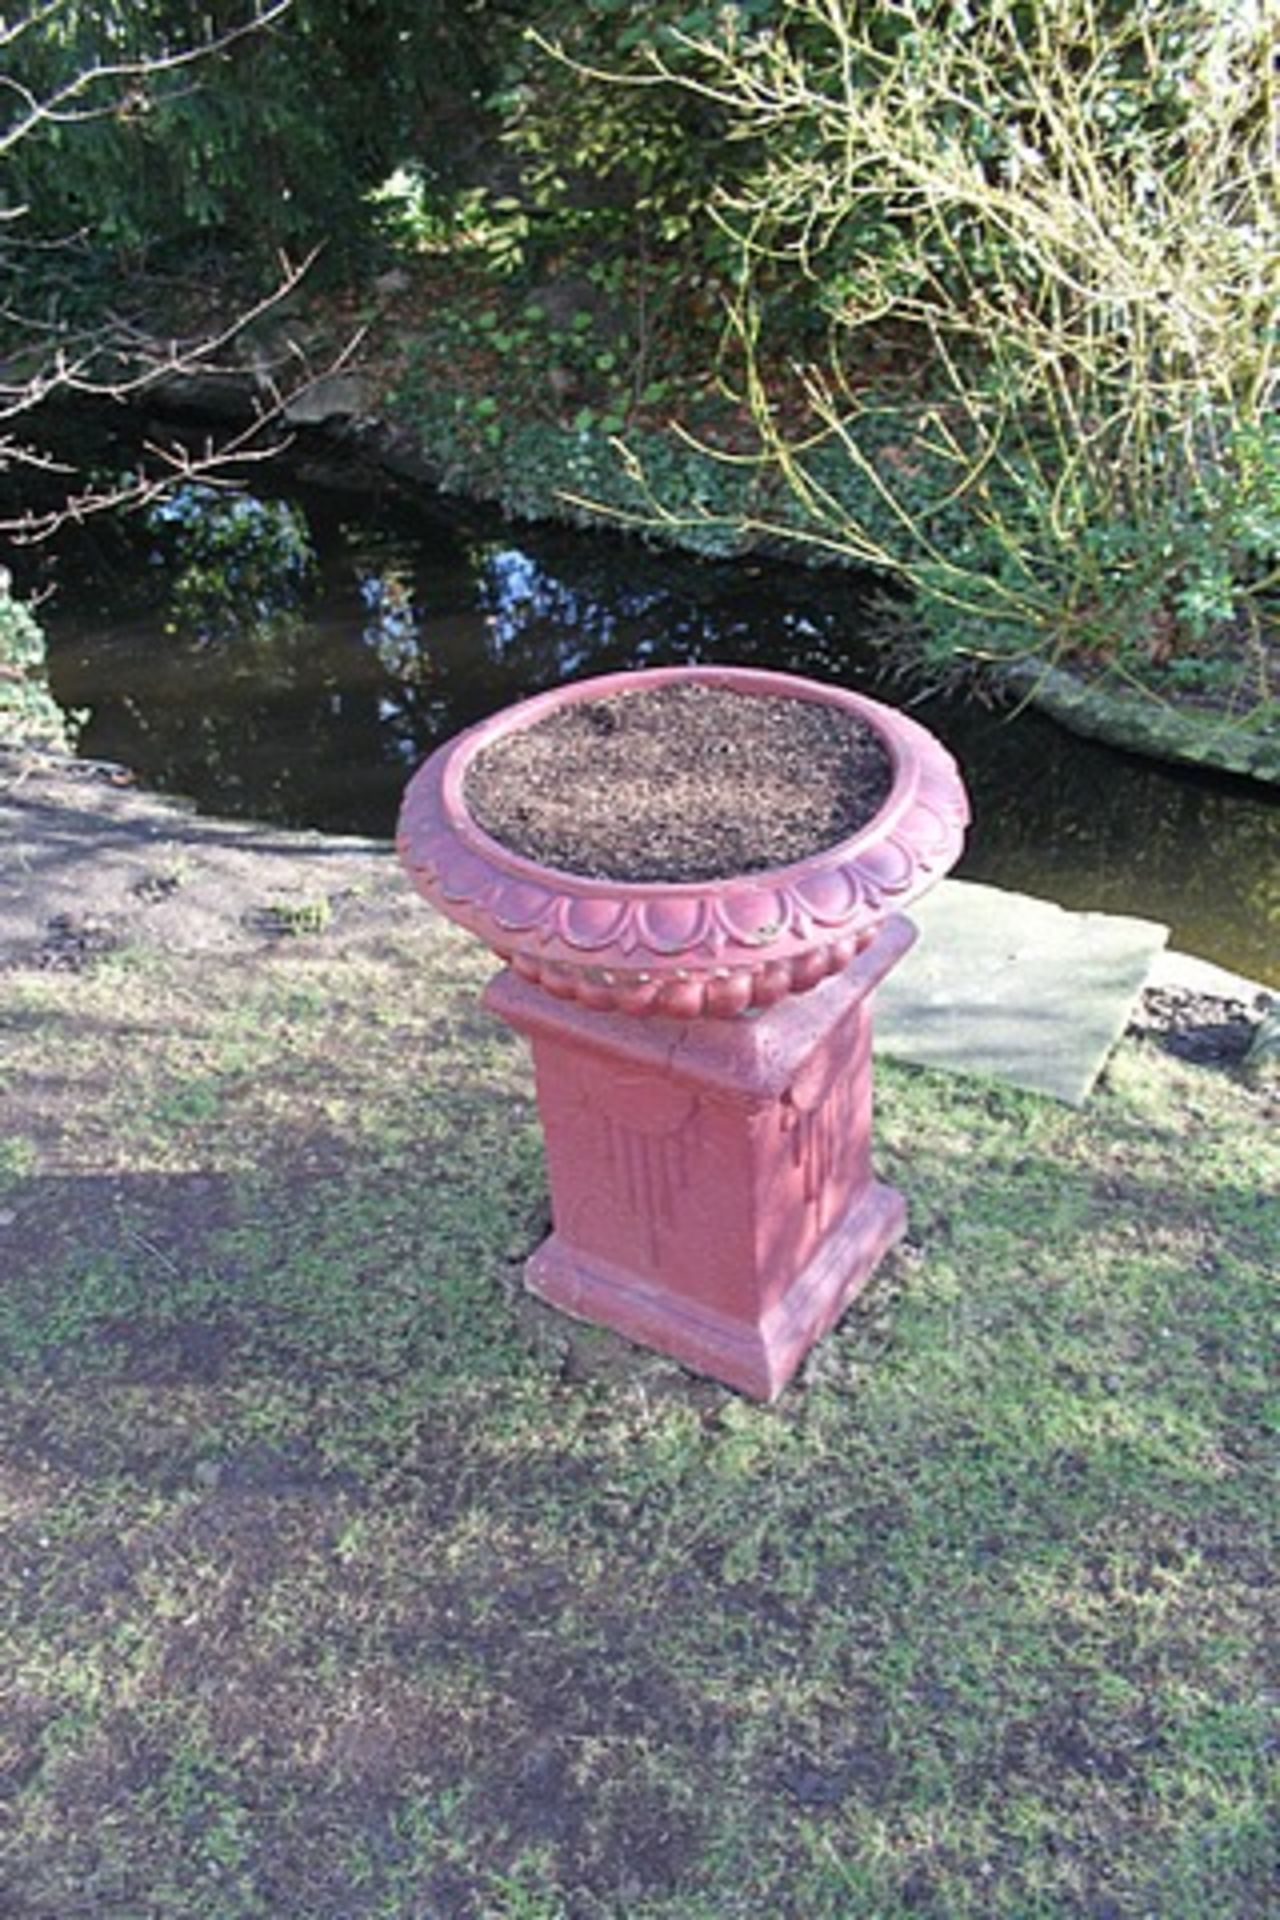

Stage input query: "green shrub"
[
  {"left": 590, "top": 0, "right": 1279, "bottom": 688},
  {"left": 0, "top": 1, "right": 503, "bottom": 286},
  {"left": 0, "top": 586, "right": 72, "bottom": 749}
]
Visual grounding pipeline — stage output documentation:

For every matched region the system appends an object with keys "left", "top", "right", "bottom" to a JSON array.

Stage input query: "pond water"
[{"left": 32, "top": 475, "right": 1280, "bottom": 986}]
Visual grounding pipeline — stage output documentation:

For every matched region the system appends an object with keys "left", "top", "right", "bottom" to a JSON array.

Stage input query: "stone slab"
[
  {"left": 1143, "top": 946, "right": 1274, "bottom": 1007},
  {"left": 994, "top": 659, "right": 1280, "bottom": 784},
  {"left": 875, "top": 880, "right": 1169, "bottom": 1106}
]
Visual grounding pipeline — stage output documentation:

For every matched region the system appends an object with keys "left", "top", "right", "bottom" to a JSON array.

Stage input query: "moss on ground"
[{"left": 0, "top": 920, "right": 1275, "bottom": 1918}]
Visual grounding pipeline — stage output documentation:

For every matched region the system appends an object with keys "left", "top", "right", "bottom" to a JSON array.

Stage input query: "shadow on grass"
[{"left": 0, "top": 960, "right": 1275, "bottom": 1917}]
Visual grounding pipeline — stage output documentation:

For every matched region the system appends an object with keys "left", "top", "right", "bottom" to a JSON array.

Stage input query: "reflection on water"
[{"left": 35, "top": 481, "right": 1280, "bottom": 985}]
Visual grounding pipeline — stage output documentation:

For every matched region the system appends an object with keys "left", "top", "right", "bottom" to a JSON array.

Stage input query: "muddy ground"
[{"left": 1, "top": 748, "right": 410, "bottom": 972}]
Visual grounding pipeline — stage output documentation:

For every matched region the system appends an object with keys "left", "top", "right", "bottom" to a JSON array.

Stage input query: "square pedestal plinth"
[{"left": 484, "top": 915, "right": 916, "bottom": 1401}]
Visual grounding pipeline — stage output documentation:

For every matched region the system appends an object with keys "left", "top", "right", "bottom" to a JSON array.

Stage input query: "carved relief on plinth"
[
  {"left": 784, "top": 1067, "right": 863, "bottom": 1211},
  {"left": 541, "top": 1061, "right": 701, "bottom": 1273}
]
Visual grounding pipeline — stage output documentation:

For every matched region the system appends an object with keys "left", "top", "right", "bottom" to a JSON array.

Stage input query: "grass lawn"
[{"left": 0, "top": 918, "right": 1275, "bottom": 1919}]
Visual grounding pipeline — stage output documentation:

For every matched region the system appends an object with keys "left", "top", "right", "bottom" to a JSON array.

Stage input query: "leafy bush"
[
  {"left": 597, "top": 0, "right": 1279, "bottom": 689},
  {"left": 0, "top": 1, "right": 504, "bottom": 286},
  {"left": 0, "top": 586, "right": 72, "bottom": 748}
]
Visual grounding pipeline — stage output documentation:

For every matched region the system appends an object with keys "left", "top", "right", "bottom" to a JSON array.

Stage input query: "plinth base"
[
  {"left": 527, "top": 1178, "right": 905, "bottom": 1402},
  {"left": 486, "top": 915, "right": 916, "bottom": 1402}
]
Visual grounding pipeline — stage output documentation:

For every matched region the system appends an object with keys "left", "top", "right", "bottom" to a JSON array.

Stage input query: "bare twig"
[
  {"left": 544, "top": 0, "right": 1279, "bottom": 668},
  {"left": 0, "top": 2, "right": 342, "bottom": 545},
  {"left": 1, "top": 316, "right": 368, "bottom": 541},
  {"left": 0, "top": 2, "right": 292, "bottom": 155}
]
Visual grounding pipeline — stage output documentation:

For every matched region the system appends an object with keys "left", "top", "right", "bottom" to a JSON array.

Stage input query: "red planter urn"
[{"left": 398, "top": 666, "right": 969, "bottom": 1399}]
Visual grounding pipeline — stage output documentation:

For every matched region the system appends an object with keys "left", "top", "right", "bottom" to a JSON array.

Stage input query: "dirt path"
[{"left": 1, "top": 747, "right": 409, "bottom": 971}]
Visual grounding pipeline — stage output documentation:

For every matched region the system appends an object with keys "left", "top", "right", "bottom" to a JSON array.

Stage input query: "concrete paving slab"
[
  {"left": 876, "top": 880, "right": 1169, "bottom": 1105},
  {"left": 1143, "top": 946, "right": 1274, "bottom": 1007}
]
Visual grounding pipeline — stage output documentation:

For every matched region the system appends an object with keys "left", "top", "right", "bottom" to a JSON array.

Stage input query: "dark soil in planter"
[{"left": 463, "top": 682, "right": 894, "bottom": 882}]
